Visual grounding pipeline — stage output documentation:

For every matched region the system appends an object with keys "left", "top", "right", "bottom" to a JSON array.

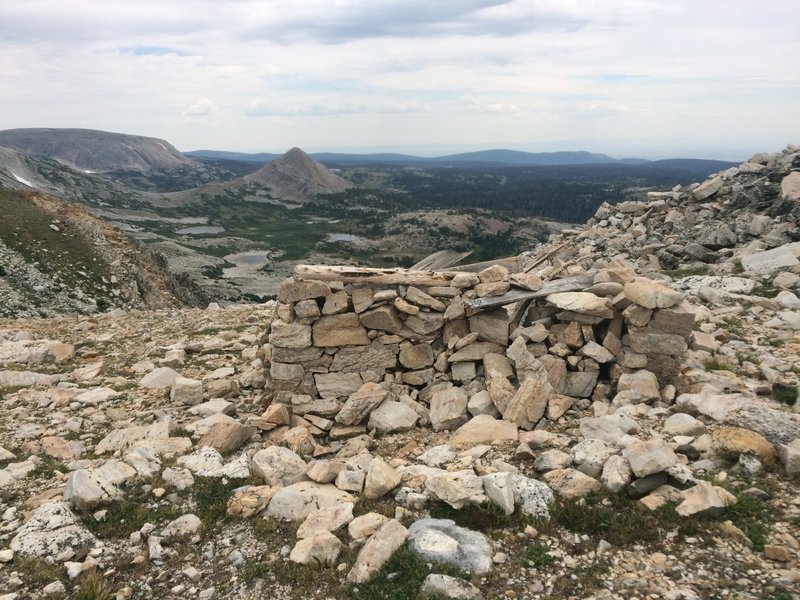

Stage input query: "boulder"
[
  {"left": 289, "top": 530, "right": 343, "bottom": 566},
  {"left": 408, "top": 518, "right": 493, "bottom": 575},
  {"left": 349, "top": 512, "right": 391, "bottom": 541},
  {"left": 676, "top": 483, "right": 736, "bottom": 517},
  {"left": 267, "top": 482, "right": 355, "bottom": 521},
  {"left": 622, "top": 439, "right": 678, "bottom": 478},
  {"left": 429, "top": 387, "right": 469, "bottom": 432},
  {"left": 777, "top": 439, "right": 800, "bottom": 475},
  {"left": 450, "top": 415, "right": 518, "bottom": 446},
  {"left": 363, "top": 457, "right": 401, "bottom": 499},
  {"left": 226, "top": 486, "right": 275, "bottom": 518},
  {"left": 359, "top": 305, "right": 404, "bottom": 334},
  {"left": 251, "top": 446, "right": 307, "bottom": 486},
  {"left": 543, "top": 468, "right": 603, "bottom": 498},
  {"left": 503, "top": 364, "right": 552, "bottom": 429},
  {"left": 337, "top": 383, "right": 390, "bottom": 426},
  {"left": 425, "top": 470, "right": 487, "bottom": 509},
  {"left": 482, "top": 472, "right": 515, "bottom": 515},
  {"left": 10, "top": 502, "right": 96, "bottom": 559},
  {"left": 511, "top": 475, "right": 555, "bottom": 519},
  {"left": 296, "top": 502, "right": 354, "bottom": 538},
  {"left": 711, "top": 427, "right": 776, "bottom": 464},
  {"left": 368, "top": 401, "right": 419, "bottom": 434},
  {"left": 347, "top": 519, "right": 409, "bottom": 583},
  {"left": 171, "top": 377, "right": 204, "bottom": 405},
  {"left": 624, "top": 278, "right": 683, "bottom": 309},
  {"left": 421, "top": 574, "right": 483, "bottom": 600},
  {"left": 139, "top": 367, "right": 180, "bottom": 389},
  {"left": 601, "top": 455, "right": 632, "bottom": 493},
  {"left": 161, "top": 514, "right": 202, "bottom": 541}
]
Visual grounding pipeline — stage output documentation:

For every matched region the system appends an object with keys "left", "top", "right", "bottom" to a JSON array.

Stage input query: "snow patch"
[
  {"left": 12, "top": 172, "right": 34, "bottom": 187},
  {"left": 84, "top": 170, "right": 95, "bottom": 174},
  {"left": 157, "top": 142, "right": 168, "bottom": 151}
]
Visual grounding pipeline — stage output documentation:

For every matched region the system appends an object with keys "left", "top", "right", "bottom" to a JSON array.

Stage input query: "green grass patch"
[
  {"left": 430, "top": 501, "right": 523, "bottom": 532},
  {"left": 351, "top": 546, "right": 471, "bottom": 600},
  {"left": 29, "top": 455, "right": 66, "bottom": 480},
  {"left": 704, "top": 358, "right": 729, "bottom": 371},
  {"left": 751, "top": 283, "right": 781, "bottom": 299},
  {"left": 772, "top": 383, "right": 798, "bottom": 406},
  {"left": 664, "top": 266, "right": 710, "bottom": 279},
  {"left": 545, "top": 491, "right": 675, "bottom": 546},
  {"left": 722, "top": 317, "right": 745, "bottom": 340},
  {"left": 74, "top": 573, "right": 113, "bottom": 600},
  {"left": 12, "top": 556, "right": 64, "bottom": 588},
  {"left": 736, "top": 351, "right": 759, "bottom": 365},
  {"left": 522, "top": 542, "right": 554, "bottom": 567},
  {"left": 83, "top": 493, "right": 182, "bottom": 539},
  {"left": 193, "top": 476, "right": 249, "bottom": 531}
]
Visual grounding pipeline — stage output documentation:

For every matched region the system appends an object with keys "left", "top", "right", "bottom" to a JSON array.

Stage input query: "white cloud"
[
  {"left": 0, "top": 0, "right": 797, "bottom": 157},
  {"left": 183, "top": 97, "right": 218, "bottom": 122}
]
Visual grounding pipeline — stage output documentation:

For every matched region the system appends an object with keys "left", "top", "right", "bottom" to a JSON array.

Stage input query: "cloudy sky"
[{"left": 1, "top": 0, "right": 798, "bottom": 159}]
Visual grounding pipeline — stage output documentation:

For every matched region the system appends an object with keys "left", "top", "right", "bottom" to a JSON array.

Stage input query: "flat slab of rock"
[
  {"left": 296, "top": 502, "right": 354, "bottom": 539},
  {"left": 545, "top": 292, "right": 612, "bottom": 318},
  {"left": 313, "top": 313, "right": 370, "bottom": 346},
  {"left": 289, "top": 530, "right": 342, "bottom": 566},
  {"left": 624, "top": 278, "right": 683, "bottom": 309},
  {"left": 542, "top": 468, "right": 603, "bottom": 498},
  {"left": 336, "top": 383, "right": 390, "bottom": 426},
  {"left": 198, "top": 421, "right": 256, "bottom": 454},
  {"left": 139, "top": 367, "right": 180, "bottom": 389},
  {"left": 676, "top": 482, "right": 736, "bottom": 517},
  {"left": 622, "top": 439, "right": 678, "bottom": 478},
  {"left": 448, "top": 342, "right": 505, "bottom": 363},
  {"left": 10, "top": 502, "right": 96, "bottom": 559},
  {"left": 429, "top": 387, "right": 469, "bottom": 432},
  {"left": 421, "top": 574, "right": 483, "bottom": 600},
  {"left": 450, "top": 415, "right": 518, "bottom": 446},
  {"left": 347, "top": 519, "right": 409, "bottom": 584},
  {"left": 408, "top": 518, "right": 493, "bottom": 575},
  {"left": 267, "top": 482, "right": 355, "bottom": 521},
  {"left": 740, "top": 242, "right": 800, "bottom": 275}
]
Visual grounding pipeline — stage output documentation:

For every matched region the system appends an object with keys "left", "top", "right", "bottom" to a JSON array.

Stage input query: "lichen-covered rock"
[{"left": 10, "top": 502, "right": 96, "bottom": 560}]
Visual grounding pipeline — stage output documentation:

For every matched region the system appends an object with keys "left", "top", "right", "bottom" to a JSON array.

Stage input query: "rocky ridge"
[
  {"left": 0, "top": 190, "right": 208, "bottom": 318},
  {"left": 0, "top": 147, "right": 798, "bottom": 600}
]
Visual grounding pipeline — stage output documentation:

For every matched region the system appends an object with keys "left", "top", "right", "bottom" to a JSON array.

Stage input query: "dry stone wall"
[{"left": 265, "top": 262, "right": 693, "bottom": 437}]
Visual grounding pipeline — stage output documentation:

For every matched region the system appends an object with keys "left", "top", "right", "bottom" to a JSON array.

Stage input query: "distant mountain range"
[{"left": 186, "top": 147, "right": 736, "bottom": 171}]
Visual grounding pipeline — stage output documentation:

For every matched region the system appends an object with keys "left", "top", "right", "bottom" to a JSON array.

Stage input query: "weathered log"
[
  {"left": 464, "top": 274, "right": 594, "bottom": 311},
  {"left": 446, "top": 255, "right": 525, "bottom": 274},
  {"left": 294, "top": 265, "right": 462, "bottom": 286},
  {"left": 411, "top": 250, "right": 472, "bottom": 271}
]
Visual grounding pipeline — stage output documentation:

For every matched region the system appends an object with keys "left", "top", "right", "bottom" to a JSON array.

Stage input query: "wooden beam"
[
  {"left": 464, "top": 274, "right": 594, "bottom": 311},
  {"left": 446, "top": 255, "right": 524, "bottom": 274},
  {"left": 294, "top": 264, "right": 463, "bottom": 286},
  {"left": 411, "top": 249, "right": 472, "bottom": 271}
]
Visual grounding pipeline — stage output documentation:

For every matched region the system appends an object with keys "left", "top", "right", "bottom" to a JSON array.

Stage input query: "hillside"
[
  {"left": 244, "top": 147, "right": 353, "bottom": 202},
  {"left": 0, "top": 128, "right": 242, "bottom": 192},
  {"left": 0, "top": 189, "right": 208, "bottom": 317}
]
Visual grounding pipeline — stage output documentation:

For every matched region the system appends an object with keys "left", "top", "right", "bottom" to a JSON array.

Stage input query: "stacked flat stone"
[{"left": 263, "top": 264, "right": 691, "bottom": 439}]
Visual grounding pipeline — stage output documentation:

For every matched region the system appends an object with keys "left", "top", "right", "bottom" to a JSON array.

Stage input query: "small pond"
[
  {"left": 176, "top": 226, "right": 226, "bottom": 235},
  {"left": 327, "top": 233, "right": 366, "bottom": 243}
]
